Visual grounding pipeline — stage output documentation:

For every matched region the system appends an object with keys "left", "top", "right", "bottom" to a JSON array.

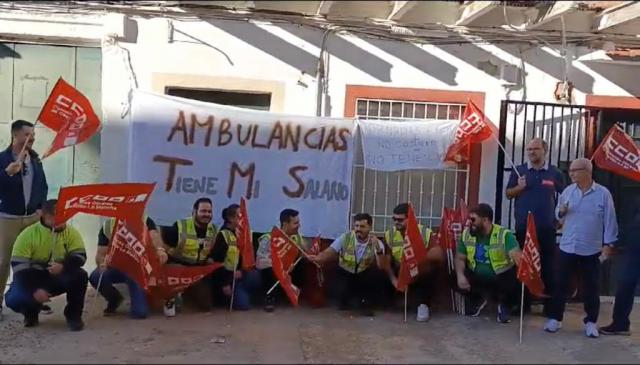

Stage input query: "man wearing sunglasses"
[
  {"left": 455, "top": 203, "right": 522, "bottom": 323},
  {"left": 383, "top": 203, "right": 441, "bottom": 322}
]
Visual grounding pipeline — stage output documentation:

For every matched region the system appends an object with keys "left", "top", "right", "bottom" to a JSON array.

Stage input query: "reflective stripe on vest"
[
  {"left": 384, "top": 224, "right": 432, "bottom": 263},
  {"left": 462, "top": 224, "right": 514, "bottom": 274},
  {"left": 338, "top": 232, "right": 374, "bottom": 274},
  {"left": 221, "top": 230, "right": 239, "bottom": 271},
  {"left": 172, "top": 217, "right": 218, "bottom": 264}
]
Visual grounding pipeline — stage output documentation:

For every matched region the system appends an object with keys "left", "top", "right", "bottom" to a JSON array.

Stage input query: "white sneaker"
[
  {"left": 416, "top": 304, "right": 430, "bottom": 322},
  {"left": 164, "top": 299, "right": 176, "bottom": 317},
  {"left": 543, "top": 319, "right": 562, "bottom": 333},
  {"left": 585, "top": 322, "right": 599, "bottom": 338}
]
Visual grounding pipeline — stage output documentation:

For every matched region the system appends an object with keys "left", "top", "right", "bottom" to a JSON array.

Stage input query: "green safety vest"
[
  {"left": 384, "top": 224, "right": 432, "bottom": 263},
  {"left": 221, "top": 229, "right": 239, "bottom": 271},
  {"left": 171, "top": 217, "right": 218, "bottom": 264},
  {"left": 12, "top": 222, "right": 86, "bottom": 270},
  {"left": 462, "top": 224, "right": 514, "bottom": 274},
  {"left": 103, "top": 215, "right": 149, "bottom": 240},
  {"left": 338, "top": 232, "right": 375, "bottom": 274}
]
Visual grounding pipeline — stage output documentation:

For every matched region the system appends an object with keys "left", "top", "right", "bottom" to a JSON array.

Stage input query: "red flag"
[
  {"left": 151, "top": 263, "right": 224, "bottom": 300},
  {"left": 397, "top": 204, "right": 429, "bottom": 291},
  {"left": 54, "top": 183, "right": 155, "bottom": 226},
  {"left": 270, "top": 229, "right": 300, "bottom": 306},
  {"left": 307, "top": 235, "right": 324, "bottom": 287},
  {"left": 517, "top": 212, "right": 546, "bottom": 298},
  {"left": 439, "top": 208, "right": 455, "bottom": 251},
  {"left": 444, "top": 100, "right": 497, "bottom": 163},
  {"left": 236, "top": 197, "right": 255, "bottom": 270},
  {"left": 38, "top": 78, "right": 101, "bottom": 158},
  {"left": 270, "top": 227, "right": 300, "bottom": 272},
  {"left": 106, "top": 219, "right": 160, "bottom": 291},
  {"left": 592, "top": 125, "right": 640, "bottom": 182}
]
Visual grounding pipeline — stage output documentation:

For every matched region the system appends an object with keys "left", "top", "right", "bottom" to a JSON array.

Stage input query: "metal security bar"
[
  {"left": 494, "top": 100, "right": 597, "bottom": 230},
  {"left": 352, "top": 98, "right": 469, "bottom": 234}
]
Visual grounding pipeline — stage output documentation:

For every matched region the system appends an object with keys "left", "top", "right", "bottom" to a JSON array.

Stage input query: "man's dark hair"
[
  {"left": 280, "top": 208, "right": 299, "bottom": 226},
  {"left": 222, "top": 203, "right": 240, "bottom": 222},
  {"left": 353, "top": 213, "right": 372, "bottom": 226},
  {"left": 470, "top": 203, "right": 494, "bottom": 222},
  {"left": 393, "top": 203, "right": 409, "bottom": 216},
  {"left": 193, "top": 197, "right": 213, "bottom": 211},
  {"left": 10, "top": 120, "right": 33, "bottom": 144},
  {"left": 41, "top": 199, "right": 58, "bottom": 216}
]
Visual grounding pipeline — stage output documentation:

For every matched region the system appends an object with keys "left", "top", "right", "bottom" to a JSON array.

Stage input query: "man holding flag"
[
  {"left": 210, "top": 203, "right": 261, "bottom": 310},
  {"left": 159, "top": 197, "right": 224, "bottom": 316},
  {"left": 5, "top": 200, "right": 87, "bottom": 331},
  {"left": 506, "top": 138, "right": 565, "bottom": 315},
  {"left": 309, "top": 213, "right": 388, "bottom": 317},
  {"left": 256, "top": 208, "right": 310, "bottom": 312},
  {"left": 383, "top": 203, "right": 441, "bottom": 322},
  {"left": 455, "top": 203, "right": 522, "bottom": 323}
]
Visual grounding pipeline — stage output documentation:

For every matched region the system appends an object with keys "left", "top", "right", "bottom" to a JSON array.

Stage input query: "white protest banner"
[
  {"left": 129, "top": 91, "right": 355, "bottom": 238},
  {"left": 357, "top": 119, "right": 458, "bottom": 171}
]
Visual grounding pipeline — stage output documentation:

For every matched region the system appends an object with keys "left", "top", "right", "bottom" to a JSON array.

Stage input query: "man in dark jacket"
[{"left": 0, "top": 120, "right": 48, "bottom": 318}]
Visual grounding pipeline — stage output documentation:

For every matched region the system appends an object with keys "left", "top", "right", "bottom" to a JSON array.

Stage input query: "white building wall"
[{"left": 1, "top": 11, "right": 639, "bottom": 226}]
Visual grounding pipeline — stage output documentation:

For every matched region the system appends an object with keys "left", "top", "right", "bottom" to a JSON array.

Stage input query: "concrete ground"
[{"left": 1, "top": 291, "right": 639, "bottom": 364}]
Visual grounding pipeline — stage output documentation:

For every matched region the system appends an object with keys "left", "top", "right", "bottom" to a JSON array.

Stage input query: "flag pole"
[
  {"left": 266, "top": 256, "right": 303, "bottom": 296},
  {"left": 229, "top": 256, "right": 239, "bottom": 312},
  {"left": 519, "top": 282, "right": 525, "bottom": 345},
  {"left": 491, "top": 134, "right": 521, "bottom": 178},
  {"left": 404, "top": 289, "right": 408, "bottom": 323}
]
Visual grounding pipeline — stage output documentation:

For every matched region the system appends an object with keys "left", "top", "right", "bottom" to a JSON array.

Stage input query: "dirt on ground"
[{"left": 1, "top": 291, "right": 639, "bottom": 364}]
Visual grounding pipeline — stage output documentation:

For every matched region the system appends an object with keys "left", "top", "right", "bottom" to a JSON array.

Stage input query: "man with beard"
[
  {"left": 383, "top": 203, "right": 442, "bottom": 322},
  {"left": 455, "top": 203, "right": 522, "bottom": 323},
  {"left": 506, "top": 138, "right": 565, "bottom": 315},
  {"left": 161, "top": 197, "right": 225, "bottom": 316},
  {"left": 256, "top": 208, "right": 310, "bottom": 312},
  {"left": 0, "top": 120, "right": 48, "bottom": 319},
  {"left": 308, "top": 213, "right": 388, "bottom": 317}
]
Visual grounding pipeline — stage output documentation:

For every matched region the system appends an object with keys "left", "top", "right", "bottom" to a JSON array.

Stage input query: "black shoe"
[
  {"left": 600, "top": 323, "right": 630, "bottom": 336},
  {"left": 103, "top": 295, "right": 124, "bottom": 316},
  {"left": 264, "top": 295, "right": 275, "bottom": 313},
  {"left": 24, "top": 313, "right": 39, "bottom": 328},
  {"left": 359, "top": 299, "right": 374, "bottom": 317},
  {"left": 66, "top": 318, "right": 85, "bottom": 332},
  {"left": 41, "top": 304, "right": 53, "bottom": 315},
  {"left": 496, "top": 304, "right": 511, "bottom": 324}
]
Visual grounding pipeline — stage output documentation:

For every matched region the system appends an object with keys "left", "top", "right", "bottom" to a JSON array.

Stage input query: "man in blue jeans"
[
  {"left": 600, "top": 196, "right": 640, "bottom": 336},
  {"left": 89, "top": 216, "right": 166, "bottom": 318}
]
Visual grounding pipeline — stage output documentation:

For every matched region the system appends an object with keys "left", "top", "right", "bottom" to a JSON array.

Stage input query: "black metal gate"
[{"left": 494, "top": 100, "right": 597, "bottom": 229}]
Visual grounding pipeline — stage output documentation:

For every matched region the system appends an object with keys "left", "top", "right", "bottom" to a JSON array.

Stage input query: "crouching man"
[{"left": 5, "top": 199, "right": 88, "bottom": 331}]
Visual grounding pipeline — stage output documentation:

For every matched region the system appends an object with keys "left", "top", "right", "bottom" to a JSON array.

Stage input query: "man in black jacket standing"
[{"left": 0, "top": 120, "right": 49, "bottom": 319}]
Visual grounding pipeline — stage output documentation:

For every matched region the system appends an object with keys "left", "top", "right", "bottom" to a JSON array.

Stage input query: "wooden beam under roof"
[{"left": 456, "top": 1, "right": 499, "bottom": 26}]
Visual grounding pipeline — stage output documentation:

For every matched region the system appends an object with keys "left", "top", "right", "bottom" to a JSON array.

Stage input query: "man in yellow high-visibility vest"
[
  {"left": 382, "top": 203, "right": 443, "bottom": 322},
  {"left": 454, "top": 203, "right": 522, "bottom": 324}
]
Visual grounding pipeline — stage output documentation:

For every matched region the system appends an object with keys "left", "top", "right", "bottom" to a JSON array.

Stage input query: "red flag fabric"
[
  {"left": 270, "top": 229, "right": 300, "bottom": 306},
  {"left": 439, "top": 208, "right": 456, "bottom": 251},
  {"left": 307, "top": 235, "right": 324, "bottom": 288},
  {"left": 444, "top": 100, "right": 497, "bottom": 163},
  {"left": 152, "top": 263, "right": 224, "bottom": 300},
  {"left": 54, "top": 183, "right": 155, "bottom": 226},
  {"left": 270, "top": 227, "right": 301, "bottom": 272},
  {"left": 236, "top": 197, "right": 255, "bottom": 270},
  {"left": 38, "top": 78, "right": 101, "bottom": 158},
  {"left": 517, "top": 212, "right": 546, "bottom": 298},
  {"left": 592, "top": 125, "right": 640, "bottom": 182},
  {"left": 397, "top": 204, "right": 429, "bottom": 291},
  {"left": 106, "top": 219, "right": 160, "bottom": 291}
]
